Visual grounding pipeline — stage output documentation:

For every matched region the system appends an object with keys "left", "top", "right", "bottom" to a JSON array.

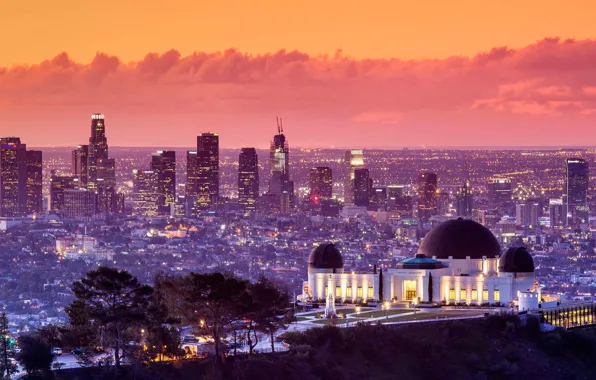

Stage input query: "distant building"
[
  {"left": 63, "top": 188, "right": 96, "bottom": 220},
  {"left": 549, "top": 198, "right": 564, "bottom": 228},
  {"left": 238, "top": 148, "right": 259, "bottom": 214},
  {"left": 353, "top": 168, "right": 370, "bottom": 207},
  {"left": 268, "top": 118, "right": 294, "bottom": 211},
  {"left": 309, "top": 167, "right": 333, "bottom": 202},
  {"left": 516, "top": 201, "right": 539, "bottom": 228},
  {"left": 25, "top": 150, "right": 43, "bottom": 215},
  {"left": 417, "top": 172, "right": 438, "bottom": 221},
  {"left": 50, "top": 175, "right": 78, "bottom": 211},
  {"left": 0, "top": 137, "right": 27, "bottom": 217},
  {"left": 72, "top": 145, "right": 88, "bottom": 187},
  {"left": 344, "top": 150, "right": 364, "bottom": 205},
  {"left": 487, "top": 178, "right": 512, "bottom": 210},
  {"left": 185, "top": 151, "right": 201, "bottom": 215},
  {"left": 87, "top": 114, "right": 109, "bottom": 189},
  {"left": 564, "top": 158, "right": 589, "bottom": 226},
  {"left": 455, "top": 181, "right": 473, "bottom": 218},
  {"left": 151, "top": 150, "right": 176, "bottom": 215},
  {"left": 197, "top": 133, "right": 219, "bottom": 210},
  {"left": 369, "top": 187, "right": 387, "bottom": 211},
  {"left": 132, "top": 170, "right": 159, "bottom": 217}
]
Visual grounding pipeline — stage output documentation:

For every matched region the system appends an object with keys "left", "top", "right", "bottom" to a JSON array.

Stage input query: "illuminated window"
[
  {"left": 368, "top": 287, "right": 374, "bottom": 298},
  {"left": 357, "top": 287, "right": 363, "bottom": 298},
  {"left": 471, "top": 290, "right": 478, "bottom": 301},
  {"left": 336, "top": 286, "right": 342, "bottom": 298},
  {"left": 460, "top": 289, "right": 467, "bottom": 300},
  {"left": 483, "top": 290, "right": 488, "bottom": 301},
  {"left": 449, "top": 289, "right": 455, "bottom": 300},
  {"left": 347, "top": 287, "right": 352, "bottom": 298},
  {"left": 494, "top": 290, "right": 500, "bottom": 302}
]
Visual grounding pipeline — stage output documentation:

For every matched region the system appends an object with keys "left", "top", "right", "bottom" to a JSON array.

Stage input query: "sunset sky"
[{"left": 2, "top": 0, "right": 596, "bottom": 148}]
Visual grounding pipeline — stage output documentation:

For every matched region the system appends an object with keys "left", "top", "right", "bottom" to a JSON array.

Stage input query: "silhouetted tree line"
[{"left": 15, "top": 267, "right": 293, "bottom": 376}]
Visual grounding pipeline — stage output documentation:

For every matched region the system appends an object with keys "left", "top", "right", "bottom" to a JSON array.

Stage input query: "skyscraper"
[
  {"left": 487, "top": 178, "right": 512, "bottom": 209},
  {"left": 72, "top": 145, "right": 88, "bottom": 187},
  {"left": 87, "top": 113, "right": 109, "bottom": 189},
  {"left": 151, "top": 150, "right": 176, "bottom": 215},
  {"left": 268, "top": 118, "right": 294, "bottom": 211},
  {"left": 344, "top": 149, "right": 365, "bottom": 205},
  {"left": 564, "top": 158, "right": 589, "bottom": 226},
  {"left": 309, "top": 167, "right": 333, "bottom": 202},
  {"left": 0, "top": 137, "right": 27, "bottom": 217},
  {"left": 370, "top": 187, "right": 388, "bottom": 211},
  {"left": 238, "top": 148, "right": 259, "bottom": 214},
  {"left": 49, "top": 175, "right": 78, "bottom": 212},
  {"left": 63, "top": 188, "right": 96, "bottom": 220},
  {"left": 197, "top": 133, "right": 219, "bottom": 209},
  {"left": 132, "top": 169, "right": 159, "bottom": 217},
  {"left": 418, "top": 172, "right": 438, "bottom": 221},
  {"left": 353, "top": 168, "right": 370, "bottom": 207},
  {"left": 186, "top": 151, "right": 200, "bottom": 215},
  {"left": 25, "top": 150, "right": 43, "bottom": 215},
  {"left": 516, "top": 201, "right": 539, "bottom": 228},
  {"left": 455, "top": 181, "right": 473, "bottom": 218},
  {"left": 549, "top": 198, "right": 564, "bottom": 228}
]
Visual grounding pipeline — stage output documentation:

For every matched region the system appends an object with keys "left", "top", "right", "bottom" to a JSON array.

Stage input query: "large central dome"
[
  {"left": 418, "top": 218, "right": 501, "bottom": 259},
  {"left": 308, "top": 243, "right": 343, "bottom": 270}
]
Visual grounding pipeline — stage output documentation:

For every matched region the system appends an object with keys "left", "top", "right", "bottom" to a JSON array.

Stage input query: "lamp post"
[
  {"left": 384, "top": 301, "right": 390, "bottom": 319},
  {"left": 356, "top": 306, "right": 361, "bottom": 323}
]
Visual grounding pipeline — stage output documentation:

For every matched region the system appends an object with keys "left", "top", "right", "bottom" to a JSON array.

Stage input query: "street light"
[
  {"left": 384, "top": 301, "right": 390, "bottom": 319},
  {"left": 355, "top": 306, "right": 361, "bottom": 322}
]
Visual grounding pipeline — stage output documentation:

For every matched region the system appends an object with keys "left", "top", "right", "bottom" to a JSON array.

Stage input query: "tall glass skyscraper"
[
  {"left": 87, "top": 114, "right": 109, "bottom": 189},
  {"left": 197, "top": 133, "right": 219, "bottom": 209},
  {"left": 564, "top": 158, "right": 589, "bottom": 226},
  {"left": 151, "top": 150, "right": 176, "bottom": 215},
  {"left": 344, "top": 149, "right": 364, "bottom": 205},
  {"left": 238, "top": 148, "right": 259, "bottom": 214},
  {"left": 72, "top": 145, "right": 88, "bottom": 187},
  {"left": 25, "top": 150, "right": 43, "bottom": 215},
  {"left": 417, "top": 172, "right": 438, "bottom": 221},
  {"left": 0, "top": 137, "right": 27, "bottom": 217},
  {"left": 132, "top": 169, "right": 159, "bottom": 217},
  {"left": 353, "top": 168, "right": 370, "bottom": 207},
  {"left": 309, "top": 167, "right": 333, "bottom": 201}
]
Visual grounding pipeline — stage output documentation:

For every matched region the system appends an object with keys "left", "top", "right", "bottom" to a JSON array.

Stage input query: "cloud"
[{"left": 2, "top": 38, "right": 596, "bottom": 147}]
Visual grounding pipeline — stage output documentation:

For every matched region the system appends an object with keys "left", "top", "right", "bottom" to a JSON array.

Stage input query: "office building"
[
  {"left": 72, "top": 145, "right": 88, "bottom": 187},
  {"left": 132, "top": 170, "right": 159, "bottom": 217},
  {"left": 516, "top": 201, "right": 539, "bottom": 228},
  {"left": 25, "top": 150, "right": 43, "bottom": 215},
  {"left": 488, "top": 179, "right": 513, "bottom": 209},
  {"left": 151, "top": 150, "right": 176, "bottom": 215},
  {"left": 370, "top": 187, "right": 387, "bottom": 211},
  {"left": 238, "top": 148, "right": 259, "bottom": 214},
  {"left": 87, "top": 114, "right": 109, "bottom": 189},
  {"left": 186, "top": 151, "right": 200, "bottom": 215},
  {"left": 549, "top": 198, "right": 564, "bottom": 228},
  {"left": 0, "top": 137, "right": 27, "bottom": 217},
  {"left": 417, "top": 172, "right": 438, "bottom": 221},
  {"left": 268, "top": 119, "right": 294, "bottom": 211},
  {"left": 63, "top": 188, "right": 96, "bottom": 220},
  {"left": 50, "top": 175, "right": 78, "bottom": 211},
  {"left": 455, "top": 181, "right": 473, "bottom": 218},
  {"left": 564, "top": 158, "right": 589, "bottom": 226},
  {"left": 344, "top": 149, "right": 365, "bottom": 205},
  {"left": 353, "top": 168, "right": 370, "bottom": 207},
  {"left": 309, "top": 167, "right": 333, "bottom": 201},
  {"left": 196, "top": 133, "right": 219, "bottom": 209}
]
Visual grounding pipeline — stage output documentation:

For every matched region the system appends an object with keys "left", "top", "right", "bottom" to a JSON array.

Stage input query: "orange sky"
[{"left": 3, "top": 0, "right": 596, "bottom": 66}]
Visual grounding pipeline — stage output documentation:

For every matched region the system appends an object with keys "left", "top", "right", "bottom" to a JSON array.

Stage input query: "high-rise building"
[
  {"left": 417, "top": 172, "right": 438, "bottom": 221},
  {"left": 96, "top": 158, "right": 116, "bottom": 187},
  {"left": 49, "top": 175, "right": 78, "bottom": 212},
  {"left": 455, "top": 181, "right": 473, "bottom": 218},
  {"left": 309, "top": 167, "right": 333, "bottom": 202},
  {"left": 516, "top": 201, "right": 539, "bottom": 228},
  {"left": 370, "top": 187, "right": 387, "bottom": 211},
  {"left": 25, "top": 150, "right": 43, "bottom": 215},
  {"left": 186, "top": 151, "right": 200, "bottom": 215},
  {"left": 72, "top": 145, "right": 88, "bottom": 187},
  {"left": 268, "top": 119, "right": 294, "bottom": 211},
  {"left": 353, "top": 168, "right": 370, "bottom": 207},
  {"left": 197, "top": 133, "right": 219, "bottom": 209},
  {"left": 344, "top": 150, "right": 365, "bottom": 205},
  {"left": 487, "top": 179, "right": 512, "bottom": 209},
  {"left": 87, "top": 113, "right": 109, "bottom": 189},
  {"left": 238, "top": 148, "right": 259, "bottom": 214},
  {"left": 0, "top": 137, "right": 27, "bottom": 217},
  {"left": 549, "top": 198, "right": 564, "bottom": 228},
  {"left": 564, "top": 158, "right": 589, "bottom": 226},
  {"left": 132, "top": 169, "right": 159, "bottom": 217},
  {"left": 151, "top": 150, "right": 176, "bottom": 215},
  {"left": 63, "top": 188, "right": 96, "bottom": 220}
]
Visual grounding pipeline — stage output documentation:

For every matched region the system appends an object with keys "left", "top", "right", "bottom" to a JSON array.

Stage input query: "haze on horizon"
[{"left": 2, "top": 0, "right": 596, "bottom": 148}]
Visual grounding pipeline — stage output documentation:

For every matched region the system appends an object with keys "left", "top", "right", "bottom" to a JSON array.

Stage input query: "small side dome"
[
  {"left": 499, "top": 247, "right": 534, "bottom": 273},
  {"left": 308, "top": 243, "right": 343, "bottom": 270},
  {"left": 398, "top": 254, "right": 444, "bottom": 270}
]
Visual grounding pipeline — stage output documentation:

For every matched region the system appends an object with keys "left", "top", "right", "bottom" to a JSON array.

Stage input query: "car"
[
  {"left": 51, "top": 347, "right": 63, "bottom": 356},
  {"left": 71, "top": 348, "right": 84, "bottom": 355}
]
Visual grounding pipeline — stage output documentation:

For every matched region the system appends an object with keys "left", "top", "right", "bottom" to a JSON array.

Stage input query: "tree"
[
  {"left": 0, "top": 313, "right": 17, "bottom": 379},
  {"left": 70, "top": 266, "right": 153, "bottom": 368},
  {"left": 378, "top": 268, "right": 384, "bottom": 302},
  {"left": 167, "top": 272, "right": 250, "bottom": 360},
  {"left": 428, "top": 273, "right": 433, "bottom": 303},
  {"left": 247, "top": 276, "right": 291, "bottom": 354},
  {"left": 17, "top": 335, "right": 53, "bottom": 378}
]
